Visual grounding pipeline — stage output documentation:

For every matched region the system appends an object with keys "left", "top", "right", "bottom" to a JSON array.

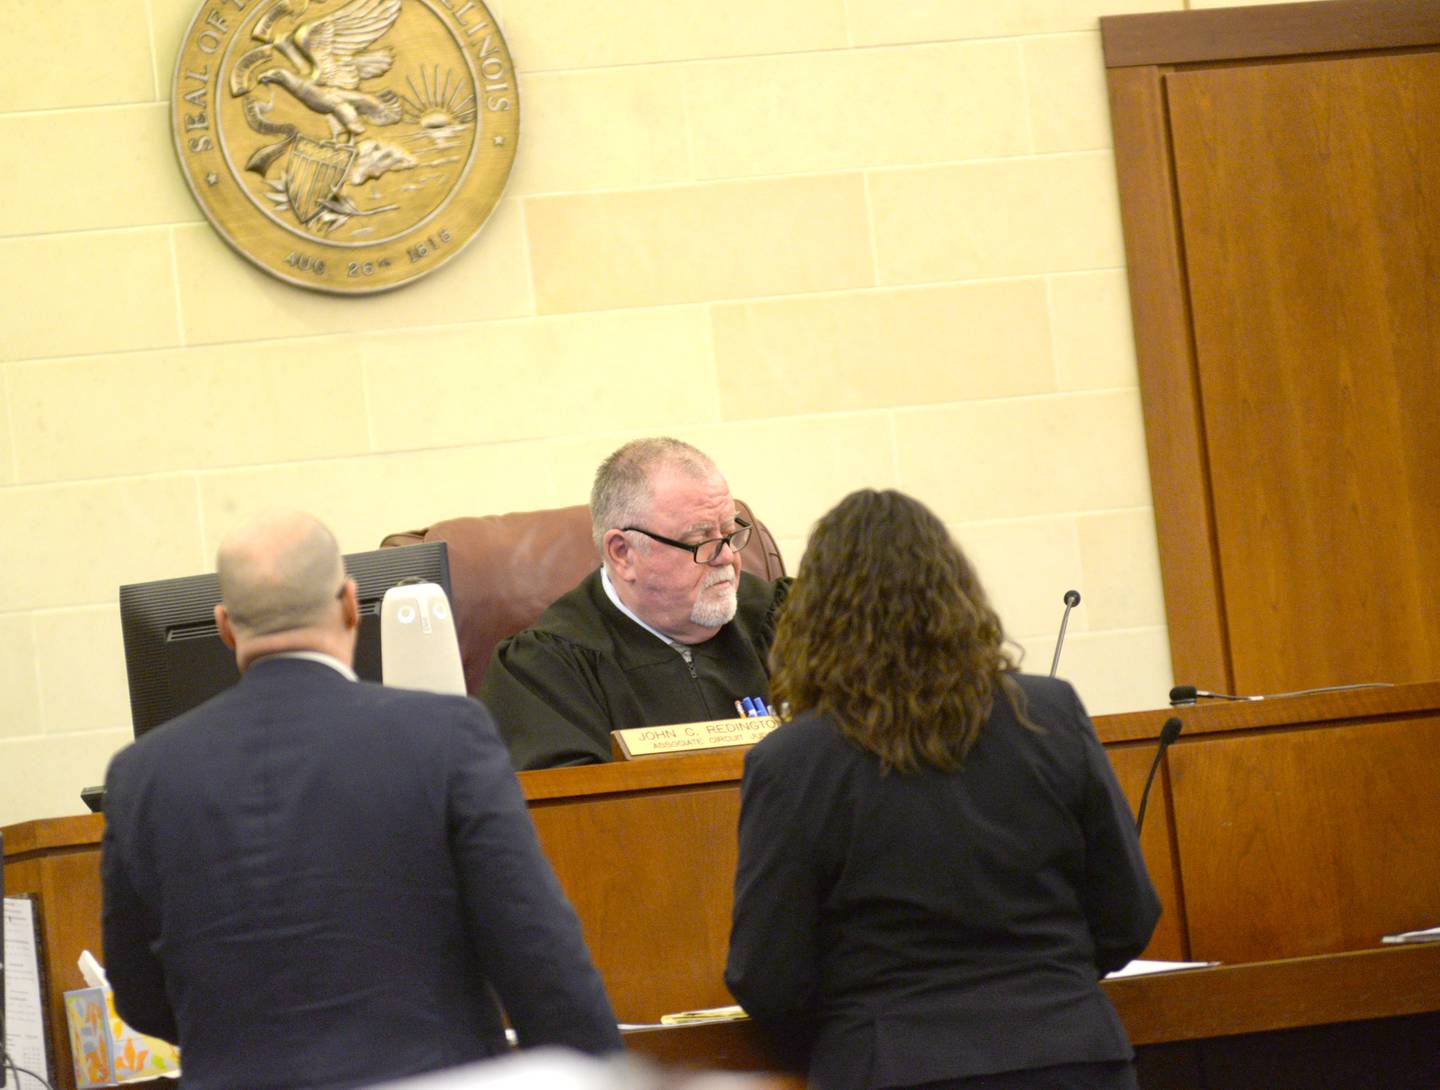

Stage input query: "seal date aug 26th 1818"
[{"left": 172, "top": 0, "right": 519, "bottom": 293}]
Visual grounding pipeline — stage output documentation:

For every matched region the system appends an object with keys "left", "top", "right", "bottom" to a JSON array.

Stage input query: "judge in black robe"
[{"left": 480, "top": 568, "right": 790, "bottom": 770}]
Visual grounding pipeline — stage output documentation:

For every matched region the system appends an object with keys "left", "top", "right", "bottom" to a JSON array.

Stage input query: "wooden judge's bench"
[{"left": 6, "top": 684, "right": 1440, "bottom": 1089}]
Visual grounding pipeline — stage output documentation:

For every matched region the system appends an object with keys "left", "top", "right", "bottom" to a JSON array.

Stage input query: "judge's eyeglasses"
[{"left": 620, "top": 518, "right": 752, "bottom": 564}]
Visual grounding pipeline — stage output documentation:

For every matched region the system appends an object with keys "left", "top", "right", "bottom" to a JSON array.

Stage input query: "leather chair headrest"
[{"left": 381, "top": 500, "right": 784, "bottom": 696}]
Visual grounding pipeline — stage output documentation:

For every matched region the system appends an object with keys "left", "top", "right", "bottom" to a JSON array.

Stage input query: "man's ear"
[
  {"left": 340, "top": 577, "right": 360, "bottom": 631},
  {"left": 603, "top": 529, "right": 637, "bottom": 581},
  {"left": 215, "top": 603, "right": 237, "bottom": 650}
]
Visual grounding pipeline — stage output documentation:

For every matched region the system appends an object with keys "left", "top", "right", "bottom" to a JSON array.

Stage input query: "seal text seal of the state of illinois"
[{"left": 173, "top": 0, "right": 518, "bottom": 294}]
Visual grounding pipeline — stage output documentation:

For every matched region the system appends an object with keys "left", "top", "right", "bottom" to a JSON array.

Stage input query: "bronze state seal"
[{"left": 173, "top": 0, "right": 518, "bottom": 293}]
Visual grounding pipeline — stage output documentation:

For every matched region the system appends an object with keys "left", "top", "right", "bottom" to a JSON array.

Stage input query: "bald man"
[{"left": 101, "top": 512, "right": 621, "bottom": 1090}]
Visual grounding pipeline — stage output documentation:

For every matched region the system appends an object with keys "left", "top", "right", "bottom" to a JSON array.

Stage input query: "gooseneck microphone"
[
  {"left": 1170, "top": 681, "right": 1394, "bottom": 706},
  {"left": 1135, "top": 716, "right": 1183, "bottom": 834},
  {"left": 1049, "top": 590, "right": 1082, "bottom": 678},
  {"left": 1168, "top": 684, "right": 1256, "bottom": 705}
]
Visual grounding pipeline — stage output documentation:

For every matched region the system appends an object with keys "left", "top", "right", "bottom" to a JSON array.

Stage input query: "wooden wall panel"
[
  {"left": 1103, "top": 0, "right": 1440, "bottom": 68},
  {"left": 528, "top": 783, "right": 742, "bottom": 1023},
  {"left": 1169, "top": 716, "right": 1440, "bottom": 963},
  {"left": 1106, "top": 65, "right": 1232, "bottom": 692},
  {"left": 1166, "top": 53, "right": 1440, "bottom": 695},
  {"left": 10, "top": 685, "right": 1440, "bottom": 1085},
  {"left": 4, "top": 821, "right": 107, "bottom": 1090},
  {"left": 1104, "top": 1, "right": 1440, "bottom": 699},
  {"left": 529, "top": 745, "right": 1188, "bottom": 1019},
  {"left": 626, "top": 944, "right": 1440, "bottom": 1086},
  {"left": 1107, "top": 742, "right": 1185, "bottom": 961}
]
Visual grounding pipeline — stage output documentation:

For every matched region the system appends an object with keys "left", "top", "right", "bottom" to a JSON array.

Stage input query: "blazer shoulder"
[
  {"left": 747, "top": 712, "right": 849, "bottom": 769},
  {"left": 355, "top": 680, "right": 496, "bottom": 731},
  {"left": 1011, "top": 672, "right": 1087, "bottom": 722}
]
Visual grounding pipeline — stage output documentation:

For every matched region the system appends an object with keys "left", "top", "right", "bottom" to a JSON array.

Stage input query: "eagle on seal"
[{"left": 257, "top": 0, "right": 404, "bottom": 139}]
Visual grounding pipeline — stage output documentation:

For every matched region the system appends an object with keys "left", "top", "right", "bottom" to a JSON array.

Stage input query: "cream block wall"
[{"left": 0, "top": 0, "right": 1215, "bottom": 828}]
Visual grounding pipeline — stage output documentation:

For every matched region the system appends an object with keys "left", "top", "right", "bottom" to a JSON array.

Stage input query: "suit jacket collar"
[{"left": 245, "top": 652, "right": 358, "bottom": 683}]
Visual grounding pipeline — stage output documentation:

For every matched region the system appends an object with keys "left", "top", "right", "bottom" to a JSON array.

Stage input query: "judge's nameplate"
[
  {"left": 172, "top": 0, "right": 518, "bottom": 293},
  {"left": 612, "top": 717, "right": 780, "bottom": 759}
]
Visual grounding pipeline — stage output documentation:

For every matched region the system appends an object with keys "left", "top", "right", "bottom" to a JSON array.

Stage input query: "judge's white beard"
[{"left": 690, "top": 571, "right": 739, "bottom": 628}]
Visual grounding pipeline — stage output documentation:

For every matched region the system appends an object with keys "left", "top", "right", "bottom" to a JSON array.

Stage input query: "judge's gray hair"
[
  {"left": 590, "top": 438, "right": 716, "bottom": 551},
  {"left": 216, "top": 511, "right": 346, "bottom": 638}
]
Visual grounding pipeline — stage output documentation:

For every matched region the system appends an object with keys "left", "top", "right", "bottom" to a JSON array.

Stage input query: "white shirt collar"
[
  {"left": 260, "top": 650, "right": 359, "bottom": 681},
  {"left": 599, "top": 565, "right": 678, "bottom": 648}
]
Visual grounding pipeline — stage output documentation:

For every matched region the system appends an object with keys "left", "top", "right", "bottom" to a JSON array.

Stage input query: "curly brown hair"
[{"left": 768, "top": 489, "right": 1028, "bottom": 773}]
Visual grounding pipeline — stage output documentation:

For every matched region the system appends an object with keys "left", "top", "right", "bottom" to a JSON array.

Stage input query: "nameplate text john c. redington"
[
  {"left": 612, "top": 718, "right": 781, "bottom": 759},
  {"left": 173, "top": 0, "right": 518, "bottom": 293}
]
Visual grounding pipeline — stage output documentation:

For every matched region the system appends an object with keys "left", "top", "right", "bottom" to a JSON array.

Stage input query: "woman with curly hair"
[{"left": 725, "top": 489, "right": 1159, "bottom": 1090}]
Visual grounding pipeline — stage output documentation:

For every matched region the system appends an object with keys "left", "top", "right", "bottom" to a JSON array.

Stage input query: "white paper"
[
  {"left": 1104, "top": 958, "right": 1220, "bottom": 979},
  {"left": 1381, "top": 924, "right": 1440, "bottom": 944},
  {"left": 657, "top": 1004, "right": 746, "bottom": 1025},
  {"left": 77, "top": 949, "right": 109, "bottom": 991},
  {"left": 4, "top": 895, "right": 51, "bottom": 1089}
]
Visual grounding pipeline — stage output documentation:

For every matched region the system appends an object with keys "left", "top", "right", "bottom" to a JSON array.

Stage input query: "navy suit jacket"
[
  {"left": 102, "top": 656, "right": 620, "bottom": 1090},
  {"left": 726, "top": 674, "right": 1160, "bottom": 1090}
]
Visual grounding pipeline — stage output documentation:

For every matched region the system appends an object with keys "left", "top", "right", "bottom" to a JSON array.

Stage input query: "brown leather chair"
[{"left": 381, "top": 501, "right": 785, "bottom": 697}]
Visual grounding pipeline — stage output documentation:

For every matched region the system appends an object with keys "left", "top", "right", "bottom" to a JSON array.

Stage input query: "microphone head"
[
  {"left": 1063, "top": 589, "right": 1081, "bottom": 607},
  {"left": 1169, "top": 684, "right": 1198, "bottom": 704},
  {"left": 1160, "top": 716, "right": 1184, "bottom": 745}
]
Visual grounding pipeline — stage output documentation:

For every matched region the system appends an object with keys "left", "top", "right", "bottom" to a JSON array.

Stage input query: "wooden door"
[{"left": 1104, "top": 1, "right": 1440, "bottom": 695}]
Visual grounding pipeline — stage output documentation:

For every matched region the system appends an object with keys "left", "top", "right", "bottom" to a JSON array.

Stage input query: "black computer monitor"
[{"left": 119, "top": 541, "right": 452, "bottom": 740}]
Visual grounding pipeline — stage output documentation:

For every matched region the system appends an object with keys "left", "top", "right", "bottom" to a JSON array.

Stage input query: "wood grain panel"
[
  {"left": 626, "top": 943, "right": 1440, "bottom": 1078},
  {"left": 1106, "top": 943, "right": 1440, "bottom": 1045},
  {"left": 1095, "top": 679, "right": 1440, "bottom": 744},
  {"left": 1106, "top": 2, "right": 1440, "bottom": 708},
  {"left": 1167, "top": 52, "right": 1440, "bottom": 695},
  {"left": 1102, "top": 0, "right": 1440, "bottom": 68},
  {"left": 1106, "top": 742, "right": 1186, "bottom": 961},
  {"left": 519, "top": 749, "right": 745, "bottom": 801},
  {"left": 9, "top": 685, "right": 1440, "bottom": 1085},
  {"left": 1105, "top": 64, "right": 1232, "bottom": 693},
  {"left": 1169, "top": 717, "right": 1440, "bottom": 962},
  {"left": 528, "top": 743, "right": 1190, "bottom": 1019},
  {"left": 4, "top": 837, "right": 107, "bottom": 1090},
  {"left": 528, "top": 783, "right": 742, "bottom": 1022}
]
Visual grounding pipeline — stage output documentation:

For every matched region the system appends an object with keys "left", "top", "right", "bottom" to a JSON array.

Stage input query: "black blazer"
[
  {"left": 102, "top": 656, "right": 620, "bottom": 1090},
  {"left": 725, "top": 674, "right": 1160, "bottom": 1090}
]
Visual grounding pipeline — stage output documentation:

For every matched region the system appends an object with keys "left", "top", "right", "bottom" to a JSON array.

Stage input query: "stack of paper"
[
  {"left": 658, "top": 1005, "right": 746, "bottom": 1025},
  {"left": 4, "top": 896, "right": 51, "bottom": 1089},
  {"left": 1103, "top": 958, "right": 1219, "bottom": 979},
  {"left": 1381, "top": 925, "right": 1440, "bottom": 945}
]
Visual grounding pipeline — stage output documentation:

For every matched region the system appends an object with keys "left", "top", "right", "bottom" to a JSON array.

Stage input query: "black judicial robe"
[{"left": 480, "top": 568, "right": 790, "bottom": 770}]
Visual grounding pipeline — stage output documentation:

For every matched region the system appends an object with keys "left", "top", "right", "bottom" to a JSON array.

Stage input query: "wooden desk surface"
[
  {"left": 1094, "top": 679, "right": 1440, "bottom": 743},
  {"left": 624, "top": 942, "right": 1440, "bottom": 1073}
]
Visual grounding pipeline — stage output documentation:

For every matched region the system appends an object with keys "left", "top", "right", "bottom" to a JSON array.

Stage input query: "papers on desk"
[
  {"left": 1382, "top": 924, "right": 1440, "bottom": 944},
  {"left": 4, "top": 895, "right": 52, "bottom": 1089},
  {"left": 657, "top": 1005, "right": 747, "bottom": 1025},
  {"left": 1104, "top": 958, "right": 1220, "bottom": 979},
  {"left": 649, "top": 965, "right": 1225, "bottom": 1025}
]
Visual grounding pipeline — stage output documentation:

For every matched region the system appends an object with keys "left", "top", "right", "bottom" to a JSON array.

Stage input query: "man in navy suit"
[{"left": 101, "top": 511, "right": 622, "bottom": 1090}]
